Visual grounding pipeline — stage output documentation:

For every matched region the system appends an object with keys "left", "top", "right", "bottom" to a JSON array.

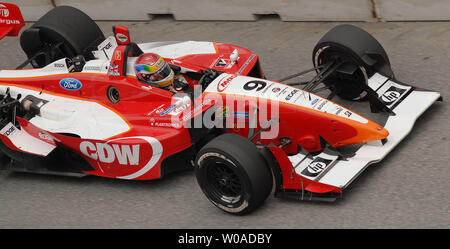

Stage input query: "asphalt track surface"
[{"left": 0, "top": 19, "right": 449, "bottom": 228}]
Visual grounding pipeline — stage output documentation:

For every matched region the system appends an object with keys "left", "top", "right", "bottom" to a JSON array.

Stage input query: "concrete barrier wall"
[
  {"left": 14, "top": 0, "right": 450, "bottom": 22},
  {"left": 15, "top": 0, "right": 54, "bottom": 21},
  {"left": 375, "top": 0, "right": 450, "bottom": 21}
]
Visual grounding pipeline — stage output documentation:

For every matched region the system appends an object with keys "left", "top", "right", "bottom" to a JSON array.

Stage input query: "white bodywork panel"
[
  {"left": 0, "top": 58, "right": 72, "bottom": 78},
  {"left": 0, "top": 85, "right": 131, "bottom": 141},
  {"left": 204, "top": 73, "right": 369, "bottom": 124},
  {"left": 0, "top": 122, "right": 56, "bottom": 156},
  {"left": 138, "top": 41, "right": 217, "bottom": 59}
]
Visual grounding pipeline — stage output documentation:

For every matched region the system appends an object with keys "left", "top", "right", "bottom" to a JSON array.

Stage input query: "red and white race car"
[{"left": 0, "top": 3, "right": 442, "bottom": 214}]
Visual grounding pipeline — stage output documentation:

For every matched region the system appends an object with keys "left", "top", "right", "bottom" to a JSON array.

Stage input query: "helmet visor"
[{"left": 136, "top": 62, "right": 172, "bottom": 84}]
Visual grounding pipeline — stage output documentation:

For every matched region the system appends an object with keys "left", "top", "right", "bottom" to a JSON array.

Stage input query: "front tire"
[
  {"left": 313, "top": 24, "right": 394, "bottom": 101},
  {"left": 195, "top": 133, "right": 273, "bottom": 215}
]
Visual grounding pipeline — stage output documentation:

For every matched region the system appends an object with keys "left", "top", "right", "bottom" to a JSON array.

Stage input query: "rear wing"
[{"left": 0, "top": 3, "right": 25, "bottom": 40}]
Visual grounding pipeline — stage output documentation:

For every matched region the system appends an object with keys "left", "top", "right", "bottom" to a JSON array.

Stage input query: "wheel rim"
[
  {"left": 314, "top": 46, "right": 369, "bottom": 100},
  {"left": 205, "top": 161, "right": 243, "bottom": 204}
]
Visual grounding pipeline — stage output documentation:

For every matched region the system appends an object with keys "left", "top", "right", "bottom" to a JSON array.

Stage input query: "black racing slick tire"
[
  {"left": 20, "top": 6, "right": 105, "bottom": 68},
  {"left": 194, "top": 133, "right": 273, "bottom": 215},
  {"left": 313, "top": 24, "right": 394, "bottom": 101}
]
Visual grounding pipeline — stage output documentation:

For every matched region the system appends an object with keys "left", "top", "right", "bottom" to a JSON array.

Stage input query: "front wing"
[{"left": 273, "top": 72, "right": 441, "bottom": 199}]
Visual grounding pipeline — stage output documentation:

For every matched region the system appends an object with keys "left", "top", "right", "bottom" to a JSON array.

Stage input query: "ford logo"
[{"left": 59, "top": 78, "right": 82, "bottom": 91}]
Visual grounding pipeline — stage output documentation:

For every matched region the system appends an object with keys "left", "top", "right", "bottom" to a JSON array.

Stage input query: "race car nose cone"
[
  {"left": 337, "top": 121, "right": 389, "bottom": 147},
  {"left": 373, "top": 126, "right": 389, "bottom": 141},
  {"left": 376, "top": 125, "right": 389, "bottom": 137}
]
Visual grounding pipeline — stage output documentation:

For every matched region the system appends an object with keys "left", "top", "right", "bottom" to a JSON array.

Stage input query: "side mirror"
[{"left": 112, "top": 25, "right": 130, "bottom": 45}]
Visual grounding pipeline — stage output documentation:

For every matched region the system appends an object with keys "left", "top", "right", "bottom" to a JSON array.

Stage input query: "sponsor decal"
[
  {"left": 80, "top": 141, "right": 140, "bottom": 165},
  {"left": 38, "top": 132, "right": 54, "bottom": 142},
  {"left": 217, "top": 75, "right": 237, "bottom": 92},
  {"left": 274, "top": 86, "right": 288, "bottom": 98},
  {"left": 157, "top": 102, "right": 190, "bottom": 117},
  {"left": 311, "top": 98, "right": 319, "bottom": 105},
  {"left": 315, "top": 100, "right": 328, "bottom": 111},
  {"left": 54, "top": 63, "right": 65, "bottom": 68},
  {"left": 343, "top": 110, "right": 352, "bottom": 117},
  {"left": 380, "top": 86, "right": 406, "bottom": 106},
  {"left": 271, "top": 87, "right": 281, "bottom": 93},
  {"left": 0, "top": 3, "right": 20, "bottom": 25},
  {"left": 100, "top": 41, "right": 113, "bottom": 59},
  {"left": 2, "top": 125, "right": 15, "bottom": 136},
  {"left": 146, "top": 104, "right": 165, "bottom": 116},
  {"left": 285, "top": 89, "right": 299, "bottom": 101},
  {"left": 334, "top": 107, "right": 343, "bottom": 116},
  {"left": 169, "top": 103, "right": 190, "bottom": 116},
  {"left": 215, "top": 58, "right": 229, "bottom": 67},
  {"left": 114, "top": 50, "right": 122, "bottom": 60},
  {"left": 101, "top": 41, "right": 112, "bottom": 51},
  {"left": 301, "top": 158, "right": 333, "bottom": 177},
  {"left": 160, "top": 104, "right": 177, "bottom": 116},
  {"left": 0, "top": 4, "right": 9, "bottom": 18},
  {"left": 234, "top": 112, "right": 249, "bottom": 119},
  {"left": 79, "top": 136, "right": 163, "bottom": 180},
  {"left": 182, "top": 99, "right": 212, "bottom": 121},
  {"left": 149, "top": 121, "right": 181, "bottom": 128},
  {"left": 59, "top": 78, "right": 82, "bottom": 91},
  {"left": 116, "top": 33, "right": 129, "bottom": 43},
  {"left": 215, "top": 106, "right": 230, "bottom": 118},
  {"left": 84, "top": 66, "right": 102, "bottom": 71},
  {"left": 260, "top": 83, "right": 274, "bottom": 94},
  {"left": 0, "top": 19, "right": 20, "bottom": 25}
]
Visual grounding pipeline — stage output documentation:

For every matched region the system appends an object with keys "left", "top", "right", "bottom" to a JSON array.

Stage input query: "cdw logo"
[
  {"left": 79, "top": 136, "right": 163, "bottom": 180},
  {"left": 80, "top": 141, "right": 140, "bottom": 165}
]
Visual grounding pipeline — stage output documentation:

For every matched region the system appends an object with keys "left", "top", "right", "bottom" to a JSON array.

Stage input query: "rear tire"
[
  {"left": 20, "top": 6, "right": 105, "bottom": 68},
  {"left": 195, "top": 133, "right": 273, "bottom": 215},
  {"left": 313, "top": 24, "right": 394, "bottom": 101}
]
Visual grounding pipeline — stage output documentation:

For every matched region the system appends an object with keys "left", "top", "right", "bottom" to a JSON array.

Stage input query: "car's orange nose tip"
[{"left": 336, "top": 120, "right": 389, "bottom": 147}]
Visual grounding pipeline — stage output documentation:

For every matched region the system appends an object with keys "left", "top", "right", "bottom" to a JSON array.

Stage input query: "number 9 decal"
[{"left": 243, "top": 80, "right": 267, "bottom": 92}]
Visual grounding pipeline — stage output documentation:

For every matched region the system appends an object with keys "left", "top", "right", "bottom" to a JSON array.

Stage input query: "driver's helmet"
[{"left": 135, "top": 53, "right": 174, "bottom": 89}]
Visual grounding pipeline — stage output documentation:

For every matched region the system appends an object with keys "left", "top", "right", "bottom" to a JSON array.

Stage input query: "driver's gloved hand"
[
  {"left": 68, "top": 55, "right": 86, "bottom": 72},
  {"left": 173, "top": 79, "right": 189, "bottom": 92}
]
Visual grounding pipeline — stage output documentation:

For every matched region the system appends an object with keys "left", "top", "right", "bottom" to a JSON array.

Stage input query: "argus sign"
[{"left": 59, "top": 78, "right": 82, "bottom": 91}]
